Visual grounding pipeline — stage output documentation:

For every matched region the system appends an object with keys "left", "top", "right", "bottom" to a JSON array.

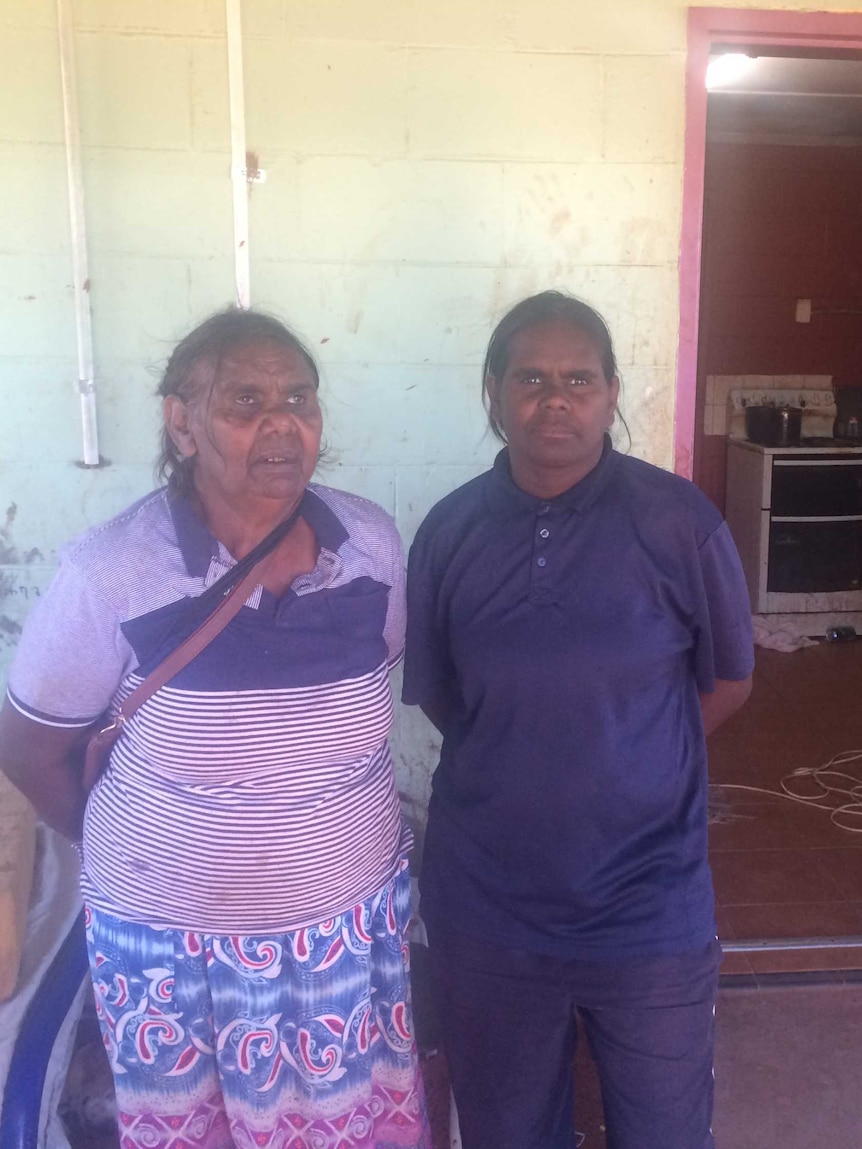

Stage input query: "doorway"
[
  {"left": 676, "top": 7, "right": 862, "bottom": 480},
  {"left": 695, "top": 50, "right": 862, "bottom": 510},
  {"left": 681, "top": 4, "right": 862, "bottom": 970}
]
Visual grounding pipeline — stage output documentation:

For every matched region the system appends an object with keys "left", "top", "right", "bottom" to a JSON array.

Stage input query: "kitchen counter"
[{"left": 729, "top": 436, "right": 862, "bottom": 457}]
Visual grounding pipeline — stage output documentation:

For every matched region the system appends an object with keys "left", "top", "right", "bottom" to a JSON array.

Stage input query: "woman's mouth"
[
  {"left": 533, "top": 424, "right": 577, "bottom": 438},
  {"left": 256, "top": 454, "right": 298, "bottom": 465}
]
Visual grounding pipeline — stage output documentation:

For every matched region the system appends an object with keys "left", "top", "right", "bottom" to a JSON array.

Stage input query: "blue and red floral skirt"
[{"left": 85, "top": 863, "right": 429, "bottom": 1149}]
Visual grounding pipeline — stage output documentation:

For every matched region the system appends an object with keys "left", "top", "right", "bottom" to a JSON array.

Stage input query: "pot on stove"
[{"left": 744, "top": 404, "right": 802, "bottom": 447}]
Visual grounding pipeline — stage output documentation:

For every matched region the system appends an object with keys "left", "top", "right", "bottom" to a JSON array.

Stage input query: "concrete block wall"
[{"left": 2, "top": 0, "right": 855, "bottom": 813}]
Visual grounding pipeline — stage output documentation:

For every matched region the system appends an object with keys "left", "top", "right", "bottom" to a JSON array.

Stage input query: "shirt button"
[
  {"left": 539, "top": 528, "right": 550, "bottom": 539},
  {"left": 537, "top": 557, "right": 547, "bottom": 568},
  {"left": 537, "top": 504, "right": 550, "bottom": 516}
]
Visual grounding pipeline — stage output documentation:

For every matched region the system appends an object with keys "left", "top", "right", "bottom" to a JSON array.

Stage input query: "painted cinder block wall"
[{"left": 2, "top": 0, "right": 861, "bottom": 818}]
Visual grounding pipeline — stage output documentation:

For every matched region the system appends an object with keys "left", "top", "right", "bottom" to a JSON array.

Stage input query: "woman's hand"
[
  {"left": 0, "top": 699, "right": 90, "bottom": 841},
  {"left": 699, "top": 676, "right": 753, "bottom": 738}
]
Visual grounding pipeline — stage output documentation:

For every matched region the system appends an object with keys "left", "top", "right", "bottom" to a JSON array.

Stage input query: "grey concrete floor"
[
  {"left": 566, "top": 978, "right": 862, "bottom": 1149},
  {"left": 713, "top": 979, "right": 862, "bottom": 1149}
]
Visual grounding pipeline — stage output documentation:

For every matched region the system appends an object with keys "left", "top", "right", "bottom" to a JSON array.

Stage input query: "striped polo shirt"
[{"left": 7, "top": 482, "right": 409, "bottom": 934}]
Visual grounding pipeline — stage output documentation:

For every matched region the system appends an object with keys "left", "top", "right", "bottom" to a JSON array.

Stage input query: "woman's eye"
[
  {"left": 235, "top": 393, "right": 259, "bottom": 406},
  {"left": 287, "top": 393, "right": 305, "bottom": 406},
  {"left": 568, "top": 376, "right": 589, "bottom": 387}
]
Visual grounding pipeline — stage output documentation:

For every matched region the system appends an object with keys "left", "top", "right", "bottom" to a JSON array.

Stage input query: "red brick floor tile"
[
  {"left": 710, "top": 848, "right": 845, "bottom": 907},
  {"left": 574, "top": 1015, "right": 606, "bottom": 1148},
  {"left": 726, "top": 899, "right": 862, "bottom": 940},
  {"left": 714, "top": 903, "right": 737, "bottom": 938},
  {"left": 708, "top": 798, "right": 862, "bottom": 851},
  {"left": 808, "top": 849, "right": 862, "bottom": 899},
  {"left": 420, "top": 1052, "right": 450, "bottom": 1149},
  {"left": 748, "top": 946, "right": 862, "bottom": 974},
  {"left": 718, "top": 949, "right": 755, "bottom": 977}
]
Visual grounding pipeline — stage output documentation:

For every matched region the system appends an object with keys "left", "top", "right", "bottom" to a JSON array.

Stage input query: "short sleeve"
[
  {"left": 6, "top": 551, "right": 135, "bottom": 728},
  {"left": 402, "top": 522, "right": 455, "bottom": 706},
  {"left": 383, "top": 532, "right": 407, "bottom": 669},
  {"left": 693, "top": 521, "right": 755, "bottom": 692}
]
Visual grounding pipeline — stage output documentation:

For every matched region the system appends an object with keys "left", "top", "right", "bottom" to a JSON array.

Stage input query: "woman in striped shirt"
[{"left": 0, "top": 309, "right": 429, "bottom": 1149}]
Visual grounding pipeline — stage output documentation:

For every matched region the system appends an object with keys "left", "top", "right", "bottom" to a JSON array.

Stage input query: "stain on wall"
[{"left": 0, "top": 505, "right": 44, "bottom": 566}]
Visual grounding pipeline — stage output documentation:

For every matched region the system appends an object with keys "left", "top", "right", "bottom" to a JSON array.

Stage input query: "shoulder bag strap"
[{"left": 102, "top": 498, "right": 306, "bottom": 735}]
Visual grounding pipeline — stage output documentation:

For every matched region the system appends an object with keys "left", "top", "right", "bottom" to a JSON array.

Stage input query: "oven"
[
  {"left": 725, "top": 439, "right": 862, "bottom": 616},
  {"left": 768, "top": 458, "right": 862, "bottom": 595}
]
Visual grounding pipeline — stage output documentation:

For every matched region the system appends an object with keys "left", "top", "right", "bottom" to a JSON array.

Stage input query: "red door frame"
[{"left": 675, "top": 7, "right": 862, "bottom": 478}]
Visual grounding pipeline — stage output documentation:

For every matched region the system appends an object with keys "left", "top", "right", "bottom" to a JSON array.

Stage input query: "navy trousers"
[{"left": 428, "top": 924, "right": 720, "bottom": 1149}]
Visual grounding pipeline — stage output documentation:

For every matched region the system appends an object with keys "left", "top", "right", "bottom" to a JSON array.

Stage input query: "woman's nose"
[
  {"left": 539, "top": 380, "right": 572, "bottom": 407},
  {"left": 260, "top": 402, "right": 300, "bottom": 432}
]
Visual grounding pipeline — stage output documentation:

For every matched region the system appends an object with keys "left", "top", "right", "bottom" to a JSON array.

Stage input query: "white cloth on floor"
[{"left": 751, "top": 614, "right": 816, "bottom": 652}]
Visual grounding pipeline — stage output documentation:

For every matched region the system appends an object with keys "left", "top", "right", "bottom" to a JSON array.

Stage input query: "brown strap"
[{"left": 110, "top": 559, "right": 266, "bottom": 730}]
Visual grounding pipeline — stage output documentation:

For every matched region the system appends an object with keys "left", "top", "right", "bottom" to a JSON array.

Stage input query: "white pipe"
[
  {"left": 57, "top": 0, "right": 99, "bottom": 466},
  {"left": 226, "top": 0, "right": 250, "bottom": 309}
]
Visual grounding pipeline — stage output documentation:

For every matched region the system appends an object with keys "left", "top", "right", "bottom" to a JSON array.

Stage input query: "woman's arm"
[
  {"left": 699, "top": 675, "right": 752, "bottom": 737},
  {"left": 692, "top": 518, "right": 755, "bottom": 738},
  {"left": 0, "top": 700, "right": 90, "bottom": 841},
  {"left": 419, "top": 681, "right": 461, "bottom": 738},
  {"left": 403, "top": 517, "right": 459, "bottom": 734}
]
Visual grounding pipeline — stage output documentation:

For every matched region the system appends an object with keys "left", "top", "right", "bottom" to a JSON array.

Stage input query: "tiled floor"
[{"left": 709, "top": 641, "right": 862, "bottom": 978}]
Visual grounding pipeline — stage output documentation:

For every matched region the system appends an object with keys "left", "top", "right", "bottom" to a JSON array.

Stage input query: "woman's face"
[
  {"left": 164, "top": 338, "right": 322, "bottom": 517},
  {"left": 488, "top": 320, "right": 619, "bottom": 498}
]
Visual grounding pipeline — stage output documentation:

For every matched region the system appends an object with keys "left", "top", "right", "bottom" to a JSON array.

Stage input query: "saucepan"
[{"left": 744, "top": 404, "right": 802, "bottom": 447}]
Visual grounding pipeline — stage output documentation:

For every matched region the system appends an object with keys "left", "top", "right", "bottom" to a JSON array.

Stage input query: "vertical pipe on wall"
[
  {"left": 57, "top": 0, "right": 99, "bottom": 466},
  {"left": 226, "top": 0, "right": 250, "bottom": 309}
]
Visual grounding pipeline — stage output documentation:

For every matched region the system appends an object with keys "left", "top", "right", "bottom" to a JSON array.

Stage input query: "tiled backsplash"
[
  {"left": 727, "top": 388, "right": 836, "bottom": 412},
  {"left": 703, "top": 374, "right": 833, "bottom": 436},
  {"left": 727, "top": 389, "right": 836, "bottom": 439}
]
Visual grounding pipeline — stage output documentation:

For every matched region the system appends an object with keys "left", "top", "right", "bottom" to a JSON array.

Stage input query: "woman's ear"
[
  {"left": 608, "top": 375, "right": 621, "bottom": 425},
  {"left": 486, "top": 374, "right": 501, "bottom": 422},
  {"left": 163, "top": 397, "right": 198, "bottom": 459}
]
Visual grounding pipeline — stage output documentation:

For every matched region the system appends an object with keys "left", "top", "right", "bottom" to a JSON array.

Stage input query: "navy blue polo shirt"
[{"left": 403, "top": 440, "right": 754, "bottom": 961}]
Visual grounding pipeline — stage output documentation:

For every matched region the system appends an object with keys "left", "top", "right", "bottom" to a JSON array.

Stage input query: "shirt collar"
[
  {"left": 486, "top": 433, "right": 619, "bottom": 518},
  {"left": 168, "top": 483, "right": 216, "bottom": 577},
  {"left": 167, "top": 481, "right": 349, "bottom": 578}
]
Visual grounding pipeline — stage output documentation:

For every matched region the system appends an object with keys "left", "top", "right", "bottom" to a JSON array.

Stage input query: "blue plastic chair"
[{"left": 0, "top": 912, "right": 89, "bottom": 1149}]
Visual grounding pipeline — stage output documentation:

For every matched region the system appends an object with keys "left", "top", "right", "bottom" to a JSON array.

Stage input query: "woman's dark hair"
[
  {"left": 482, "top": 291, "right": 619, "bottom": 442},
  {"left": 156, "top": 308, "right": 319, "bottom": 493}
]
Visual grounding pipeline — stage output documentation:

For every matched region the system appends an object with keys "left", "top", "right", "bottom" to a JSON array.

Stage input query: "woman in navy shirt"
[{"left": 403, "top": 292, "right": 753, "bottom": 1149}]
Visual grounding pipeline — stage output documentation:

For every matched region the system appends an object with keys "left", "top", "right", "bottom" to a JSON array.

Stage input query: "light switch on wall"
[{"left": 795, "top": 299, "right": 812, "bottom": 323}]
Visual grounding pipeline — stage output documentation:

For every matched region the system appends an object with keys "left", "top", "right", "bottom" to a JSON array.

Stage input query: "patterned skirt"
[{"left": 85, "top": 862, "right": 430, "bottom": 1149}]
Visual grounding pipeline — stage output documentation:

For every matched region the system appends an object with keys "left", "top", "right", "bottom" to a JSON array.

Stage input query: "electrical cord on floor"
[{"left": 709, "top": 749, "right": 862, "bottom": 833}]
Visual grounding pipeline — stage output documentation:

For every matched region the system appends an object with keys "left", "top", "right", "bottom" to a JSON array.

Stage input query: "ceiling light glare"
[{"left": 706, "top": 53, "right": 755, "bottom": 91}]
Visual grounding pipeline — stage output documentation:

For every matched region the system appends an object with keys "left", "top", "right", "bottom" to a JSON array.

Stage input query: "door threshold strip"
[{"left": 724, "top": 936, "right": 862, "bottom": 953}]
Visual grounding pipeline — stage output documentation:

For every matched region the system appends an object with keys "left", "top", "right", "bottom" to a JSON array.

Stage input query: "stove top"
[
  {"left": 799, "top": 436, "right": 862, "bottom": 448},
  {"left": 731, "top": 435, "right": 862, "bottom": 455}
]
